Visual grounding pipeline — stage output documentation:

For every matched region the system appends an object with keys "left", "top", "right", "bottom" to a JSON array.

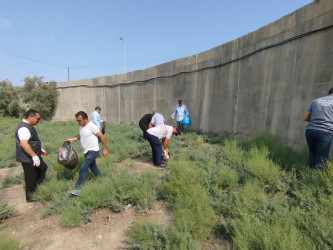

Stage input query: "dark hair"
[
  {"left": 75, "top": 111, "right": 88, "bottom": 119},
  {"left": 25, "top": 109, "right": 40, "bottom": 119},
  {"left": 328, "top": 88, "right": 333, "bottom": 95}
]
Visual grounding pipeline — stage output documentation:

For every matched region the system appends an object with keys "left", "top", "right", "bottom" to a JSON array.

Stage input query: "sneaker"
[{"left": 70, "top": 189, "right": 79, "bottom": 196}]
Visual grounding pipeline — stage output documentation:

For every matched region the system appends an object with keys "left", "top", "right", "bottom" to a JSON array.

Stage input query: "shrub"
[
  {"left": 41, "top": 192, "right": 77, "bottom": 218},
  {"left": 245, "top": 146, "right": 281, "bottom": 187},
  {"left": 130, "top": 170, "right": 159, "bottom": 213},
  {"left": 33, "top": 178, "right": 69, "bottom": 202},
  {"left": 126, "top": 220, "right": 166, "bottom": 249},
  {"left": 0, "top": 200, "right": 15, "bottom": 221},
  {"left": 1, "top": 174, "right": 22, "bottom": 188},
  {"left": 230, "top": 213, "right": 313, "bottom": 249},
  {"left": 60, "top": 204, "right": 84, "bottom": 227},
  {"left": 217, "top": 163, "right": 239, "bottom": 190}
]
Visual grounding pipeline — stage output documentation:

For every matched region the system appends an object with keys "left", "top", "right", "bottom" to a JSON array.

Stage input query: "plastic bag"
[
  {"left": 58, "top": 141, "right": 78, "bottom": 170},
  {"left": 182, "top": 115, "right": 191, "bottom": 126}
]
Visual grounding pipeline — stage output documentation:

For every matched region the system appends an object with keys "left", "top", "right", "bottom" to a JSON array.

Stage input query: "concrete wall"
[{"left": 54, "top": 0, "right": 333, "bottom": 147}]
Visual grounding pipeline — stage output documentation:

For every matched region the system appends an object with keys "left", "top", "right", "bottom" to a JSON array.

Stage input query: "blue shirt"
[
  {"left": 91, "top": 111, "right": 101, "bottom": 128},
  {"left": 306, "top": 95, "right": 333, "bottom": 133},
  {"left": 173, "top": 104, "right": 189, "bottom": 122},
  {"left": 151, "top": 112, "right": 164, "bottom": 126}
]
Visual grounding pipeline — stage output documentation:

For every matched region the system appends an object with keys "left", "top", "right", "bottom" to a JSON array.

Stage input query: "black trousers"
[{"left": 21, "top": 157, "right": 48, "bottom": 200}]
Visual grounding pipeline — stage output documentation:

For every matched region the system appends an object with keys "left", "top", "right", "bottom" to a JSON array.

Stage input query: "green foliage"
[
  {"left": 3, "top": 118, "right": 333, "bottom": 249},
  {"left": 0, "top": 117, "right": 20, "bottom": 168},
  {"left": 130, "top": 170, "right": 159, "bottom": 212},
  {"left": 33, "top": 178, "right": 69, "bottom": 202},
  {"left": 126, "top": 220, "right": 166, "bottom": 249},
  {"left": 1, "top": 174, "right": 22, "bottom": 188},
  {"left": 162, "top": 162, "right": 215, "bottom": 243},
  {"left": 0, "top": 200, "right": 15, "bottom": 221},
  {"left": 244, "top": 133, "right": 308, "bottom": 171},
  {"left": 0, "top": 229, "right": 21, "bottom": 250},
  {"left": 245, "top": 146, "right": 281, "bottom": 187},
  {"left": 60, "top": 204, "right": 84, "bottom": 227},
  {"left": 21, "top": 76, "right": 58, "bottom": 120},
  {"left": 41, "top": 192, "right": 77, "bottom": 218},
  {"left": 216, "top": 163, "right": 239, "bottom": 190},
  {"left": 0, "top": 80, "right": 22, "bottom": 118},
  {"left": 230, "top": 213, "right": 313, "bottom": 250}
]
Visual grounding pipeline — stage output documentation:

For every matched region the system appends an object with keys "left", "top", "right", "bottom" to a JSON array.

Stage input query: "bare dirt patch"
[{"left": 0, "top": 159, "right": 171, "bottom": 250}]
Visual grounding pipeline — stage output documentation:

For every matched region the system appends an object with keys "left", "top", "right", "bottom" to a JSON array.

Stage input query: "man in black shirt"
[{"left": 139, "top": 113, "right": 153, "bottom": 139}]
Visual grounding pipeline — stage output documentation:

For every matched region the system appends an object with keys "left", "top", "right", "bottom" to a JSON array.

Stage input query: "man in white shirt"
[
  {"left": 145, "top": 124, "right": 177, "bottom": 167},
  {"left": 15, "top": 109, "right": 48, "bottom": 202},
  {"left": 67, "top": 111, "right": 108, "bottom": 196}
]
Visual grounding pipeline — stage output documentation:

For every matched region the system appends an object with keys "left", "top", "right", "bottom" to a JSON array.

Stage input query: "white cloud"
[{"left": 0, "top": 17, "right": 12, "bottom": 28}]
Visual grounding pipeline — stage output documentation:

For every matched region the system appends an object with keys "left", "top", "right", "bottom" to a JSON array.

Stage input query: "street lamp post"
[{"left": 119, "top": 37, "right": 126, "bottom": 73}]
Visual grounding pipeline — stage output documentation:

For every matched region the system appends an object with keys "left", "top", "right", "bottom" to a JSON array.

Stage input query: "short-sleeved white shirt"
[
  {"left": 147, "top": 125, "right": 173, "bottom": 140},
  {"left": 17, "top": 119, "right": 31, "bottom": 140},
  {"left": 79, "top": 121, "right": 100, "bottom": 154}
]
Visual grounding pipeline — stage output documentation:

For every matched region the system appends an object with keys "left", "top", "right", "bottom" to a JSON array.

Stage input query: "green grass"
[
  {"left": 2, "top": 117, "right": 333, "bottom": 249},
  {"left": 0, "top": 229, "right": 21, "bottom": 250},
  {"left": 0, "top": 200, "right": 15, "bottom": 221}
]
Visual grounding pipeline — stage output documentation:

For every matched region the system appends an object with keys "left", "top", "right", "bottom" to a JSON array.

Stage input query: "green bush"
[
  {"left": 33, "top": 178, "right": 69, "bottom": 202},
  {"left": 1, "top": 174, "right": 22, "bottom": 188},
  {"left": 216, "top": 163, "right": 239, "bottom": 190},
  {"left": 0, "top": 80, "right": 21, "bottom": 118},
  {"left": 130, "top": 170, "right": 159, "bottom": 213},
  {"left": 231, "top": 213, "right": 313, "bottom": 250},
  {"left": 60, "top": 204, "right": 84, "bottom": 227},
  {"left": 0, "top": 200, "right": 15, "bottom": 221},
  {"left": 245, "top": 146, "right": 281, "bottom": 187},
  {"left": 126, "top": 220, "right": 166, "bottom": 249},
  {"left": 41, "top": 192, "right": 76, "bottom": 218}
]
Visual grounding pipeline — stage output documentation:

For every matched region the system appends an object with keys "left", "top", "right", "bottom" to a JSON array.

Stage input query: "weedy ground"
[{"left": 1, "top": 117, "right": 333, "bottom": 249}]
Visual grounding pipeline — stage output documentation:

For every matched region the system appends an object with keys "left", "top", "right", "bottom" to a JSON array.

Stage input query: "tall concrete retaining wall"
[{"left": 54, "top": 0, "right": 333, "bottom": 147}]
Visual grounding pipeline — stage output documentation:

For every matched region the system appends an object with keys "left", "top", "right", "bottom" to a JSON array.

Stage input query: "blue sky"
[{"left": 0, "top": 0, "right": 313, "bottom": 86}]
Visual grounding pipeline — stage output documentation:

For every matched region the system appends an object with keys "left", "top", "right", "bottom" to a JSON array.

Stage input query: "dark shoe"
[{"left": 155, "top": 163, "right": 168, "bottom": 168}]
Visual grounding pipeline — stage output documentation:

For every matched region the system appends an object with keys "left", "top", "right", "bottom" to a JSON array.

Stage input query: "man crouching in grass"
[
  {"left": 145, "top": 124, "right": 177, "bottom": 167},
  {"left": 66, "top": 111, "right": 108, "bottom": 196}
]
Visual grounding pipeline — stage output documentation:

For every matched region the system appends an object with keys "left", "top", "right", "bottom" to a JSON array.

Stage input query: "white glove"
[
  {"left": 171, "top": 114, "right": 174, "bottom": 119},
  {"left": 32, "top": 155, "right": 40, "bottom": 167},
  {"left": 163, "top": 150, "right": 170, "bottom": 160}
]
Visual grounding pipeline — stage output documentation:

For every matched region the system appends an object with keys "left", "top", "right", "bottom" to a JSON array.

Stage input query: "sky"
[{"left": 0, "top": 0, "right": 314, "bottom": 86}]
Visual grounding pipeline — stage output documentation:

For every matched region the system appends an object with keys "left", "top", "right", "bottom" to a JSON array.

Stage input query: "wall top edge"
[{"left": 57, "top": 0, "right": 331, "bottom": 89}]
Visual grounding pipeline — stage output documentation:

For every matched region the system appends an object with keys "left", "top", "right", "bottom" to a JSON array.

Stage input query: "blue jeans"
[
  {"left": 75, "top": 150, "right": 101, "bottom": 189},
  {"left": 145, "top": 132, "right": 162, "bottom": 165},
  {"left": 177, "top": 121, "right": 184, "bottom": 135},
  {"left": 305, "top": 129, "right": 333, "bottom": 170}
]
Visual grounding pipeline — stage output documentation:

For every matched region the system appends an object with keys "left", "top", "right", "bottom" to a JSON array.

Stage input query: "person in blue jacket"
[{"left": 171, "top": 99, "right": 189, "bottom": 135}]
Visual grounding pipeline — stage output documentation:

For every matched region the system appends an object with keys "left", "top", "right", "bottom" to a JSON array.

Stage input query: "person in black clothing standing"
[
  {"left": 15, "top": 109, "right": 48, "bottom": 202},
  {"left": 139, "top": 113, "right": 153, "bottom": 139}
]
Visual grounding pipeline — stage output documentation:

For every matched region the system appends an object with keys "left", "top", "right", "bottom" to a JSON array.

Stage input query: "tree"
[
  {"left": 0, "top": 80, "right": 22, "bottom": 117},
  {"left": 21, "top": 76, "right": 58, "bottom": 120}
]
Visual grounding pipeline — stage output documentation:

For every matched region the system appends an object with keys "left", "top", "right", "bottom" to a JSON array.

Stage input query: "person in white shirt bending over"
[{"left": 145, "top": 124, "right": 177, "bottom": 167}]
